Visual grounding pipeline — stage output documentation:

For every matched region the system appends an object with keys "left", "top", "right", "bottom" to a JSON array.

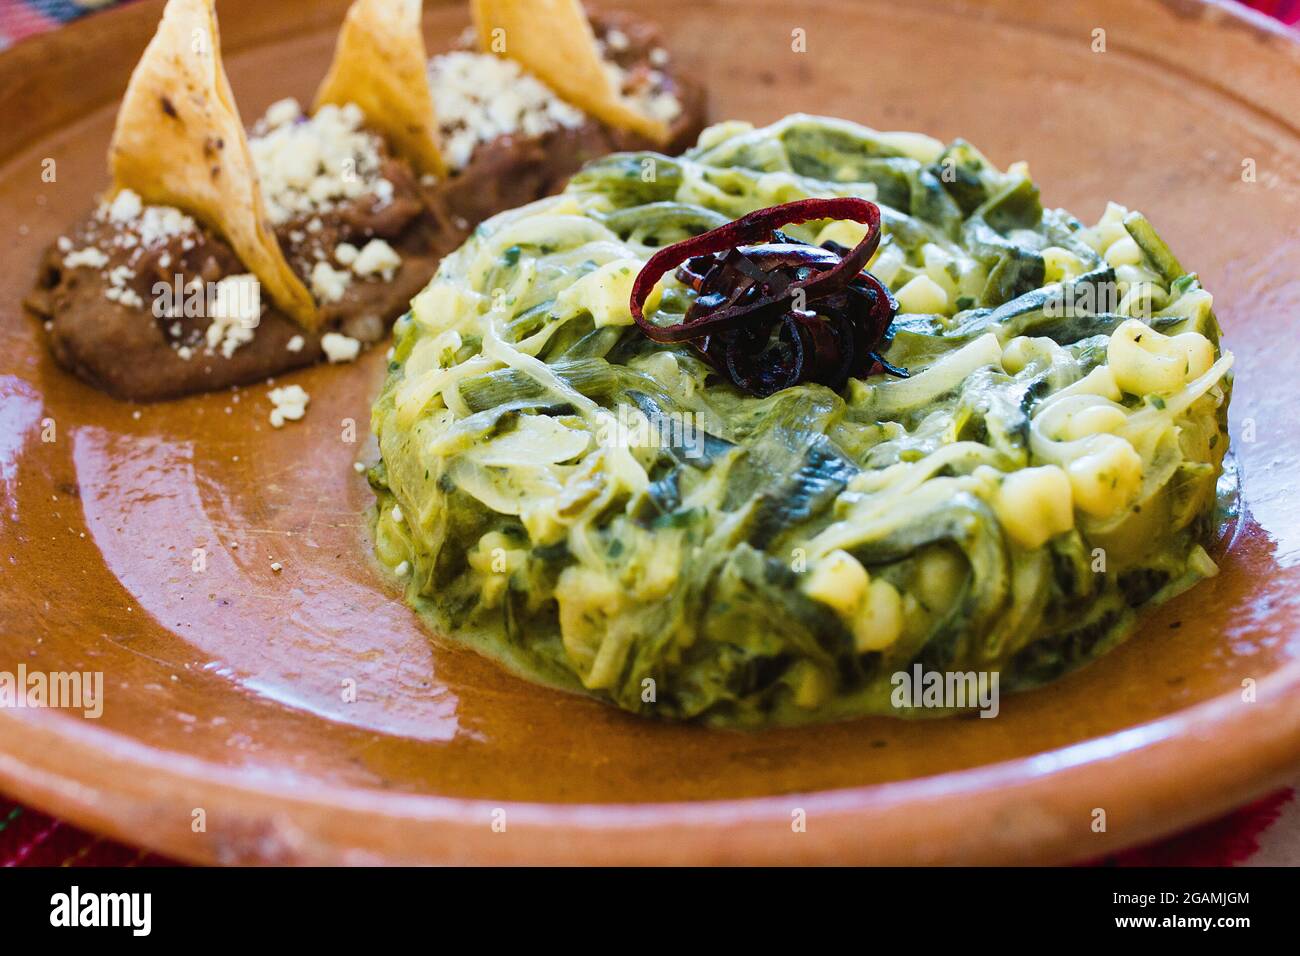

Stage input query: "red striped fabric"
[{"left": 1245, "top": 0, "right": 1300, "bottom": 24}]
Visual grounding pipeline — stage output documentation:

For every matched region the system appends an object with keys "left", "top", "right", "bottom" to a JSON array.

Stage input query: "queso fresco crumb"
[{"left": 268, "top": 384, "right": 309, "bottom": 427}]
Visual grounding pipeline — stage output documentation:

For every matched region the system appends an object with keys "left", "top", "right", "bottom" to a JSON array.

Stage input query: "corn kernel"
[
  {"left": 804, "top": 549, "right": 869, "bottom": 616},
  {"left": 854, "top": 579, "right": 904, "bottom": 652},
  {"left": 1066, "top": 434, "right": 1143, "bottom": 517},
  {"left": 894, "top": 274, "right": 950, "bottom": 314},
  {"left": 994, "top": 465, "right": 1075, "bottom": 548}
]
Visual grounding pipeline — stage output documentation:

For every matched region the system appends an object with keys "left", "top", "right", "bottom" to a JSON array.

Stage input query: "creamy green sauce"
[{"left": 368, "top": 115, "right": 1232, "bottom": 727}]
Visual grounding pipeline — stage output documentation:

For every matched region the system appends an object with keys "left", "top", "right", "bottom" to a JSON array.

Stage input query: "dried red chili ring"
[
  {"left": 629, "top": 197, "right": 881, "bottom": 339},
  {"left": 628, "top": 197, "right": 898, "bottom": 397}
]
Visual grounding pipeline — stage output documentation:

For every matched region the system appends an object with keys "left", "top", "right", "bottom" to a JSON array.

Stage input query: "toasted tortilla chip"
[
  {"left": 471, "top": 0, "right": 670, "bottom": 144},
  {"left": 315, "top": 0, "right": 447, "bottom": 179},
  {"left": 109, "top": 0, "right": 318, "bottom": 328}
]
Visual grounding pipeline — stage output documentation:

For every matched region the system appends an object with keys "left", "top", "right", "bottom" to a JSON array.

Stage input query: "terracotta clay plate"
[{"left": 2, "top": 0, "right": 1300, "bottom": 865}]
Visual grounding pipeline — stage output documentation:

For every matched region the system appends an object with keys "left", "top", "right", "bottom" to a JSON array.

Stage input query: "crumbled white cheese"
[
  {"left": 249, "top": 99, "right": 393, "bottom": 225},
  {"left": 268, "top": 384, "right": 309, "bottom": 427},
  {"left": 105, "top": 268, "right": 140, "bottom": 311},
  {"left": 641, "top": 90, "right": 683, "bottom": 125},
  {"left": 262, "top": 96, "right": 302, "bottom": 129},
  {"left": 107, "top": 189, "right": 143, "bottom": 223},
  {"left": 65, "top": 192, "right": 203, "bottom": 313},
  {"left": 104, "top": 284, "right": 144, "bottom": 309},
  {"left": 138, "top": 206, "right": 199, "bottom": 245},
  {"left": 310, "top": 261, "right": 351, "bottom": 303},
  {"left": 62, "top": 247, "right": 109, "bottom": 269},
  {"left": 205, "top": 274, "right": 262, "bottom": 358},
  {"left": 334, "top": 242, "right": 359, "bottom": 266},
  {"left": 596, "top": 38, "right": 682, "bottom": 125},
  {"left": 321, "top": 332, "right": 362, "bottom": 363},
  {"left": 286, "top": 334, "right": 305, "bottom": 353},
  {"left": 605, "top": 28, "right": 630, "bottom": 52},
  {"left": 96, "top": 189, "right": 197, "bottom": 247},
  {"left": 350, "top": 238, "right": 401, "bottom": 279},
  {"left": 427, "top": 51, "right": 585, "bottom": 170}
]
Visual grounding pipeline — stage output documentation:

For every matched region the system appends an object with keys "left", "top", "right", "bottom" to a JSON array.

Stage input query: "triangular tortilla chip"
[
  {"left": 109, "top": 0, "right": 318, "bottom": 328},
  {"left": 315, "top": 0, "right": 447, "bottom": 179},
  {"left": 471, "top": 0, "right": 670, "bottom": 144}
]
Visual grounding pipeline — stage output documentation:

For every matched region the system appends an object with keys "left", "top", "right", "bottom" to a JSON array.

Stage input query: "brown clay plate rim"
[
  {"left": 2, "top": 663, "right": 1299, "bottom": 864},
  {"left": 2, "top": 0, "right": 1300, "bottom": 865}
]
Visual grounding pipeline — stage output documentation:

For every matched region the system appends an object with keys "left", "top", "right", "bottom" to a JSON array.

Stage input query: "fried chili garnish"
[{"left": 629, "top": 197, "right": 901, "bottom": 397}]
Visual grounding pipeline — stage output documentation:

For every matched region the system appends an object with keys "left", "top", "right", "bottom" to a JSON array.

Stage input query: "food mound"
[{"left": 368, "top": 115, "right": 1233, "bottom": 727}]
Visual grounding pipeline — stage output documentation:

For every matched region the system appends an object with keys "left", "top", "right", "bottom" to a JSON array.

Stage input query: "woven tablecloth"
[{"left": 1, "top": 0, "right": 1296, "bottom": 866}]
